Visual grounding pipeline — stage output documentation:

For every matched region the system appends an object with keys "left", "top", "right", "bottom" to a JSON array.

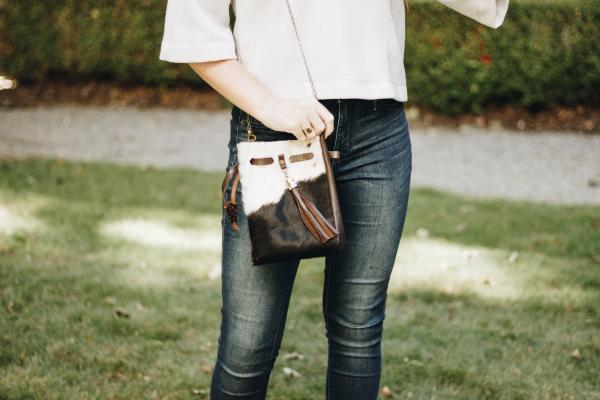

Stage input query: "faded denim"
[{"left": 211, "top": 98, "right": 412, "bottom": 400}]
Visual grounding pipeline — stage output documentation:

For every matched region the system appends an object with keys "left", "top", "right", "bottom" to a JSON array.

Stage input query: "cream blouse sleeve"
[
  {"left": 437, "top": 0, "right": 509, "bottom": 28},
  {"left": 159, "top": 0, "right": 237, "bottom": 63}
]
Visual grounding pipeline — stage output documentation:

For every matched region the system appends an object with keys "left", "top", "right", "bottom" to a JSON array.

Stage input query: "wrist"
[{"left": 253, "top": 94, "right": 278, "bottom": 124}]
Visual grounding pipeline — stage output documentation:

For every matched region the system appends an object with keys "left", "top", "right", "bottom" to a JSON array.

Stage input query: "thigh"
[
  {"left": 323, "top": 102, "right": 412, "bottom": 321},
  {"left": 219, "top": 204, "right": 300, "bottom": 370},
  {"left": 217, "top": 108, "right": 301, "bottom": 368}
]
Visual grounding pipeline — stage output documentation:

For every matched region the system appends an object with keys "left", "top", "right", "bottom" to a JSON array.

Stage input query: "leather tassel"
[{"left": 289, "top": 187, "right": 338, "bottom": 244}]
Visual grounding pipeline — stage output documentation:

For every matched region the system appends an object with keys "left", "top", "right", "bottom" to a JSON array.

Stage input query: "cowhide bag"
[
  {"left": 220, "top": 115, "right": 345, "bottom": 265},
  {"left": 219, "top": 0, "right": 345, "bottom": 265}
]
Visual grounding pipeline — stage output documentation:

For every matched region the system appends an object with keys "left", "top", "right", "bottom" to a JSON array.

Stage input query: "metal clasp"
[
  {"left": 277, "top": 154, "right": 297, "bottom": 190},
  {"left": 246, "top": 113, "right": 256, "bottom": 142}
]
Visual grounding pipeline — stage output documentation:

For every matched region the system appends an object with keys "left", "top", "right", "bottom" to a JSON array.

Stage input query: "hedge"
[{"left": 0, "top": 0, "right": 598, "bottom": 114}]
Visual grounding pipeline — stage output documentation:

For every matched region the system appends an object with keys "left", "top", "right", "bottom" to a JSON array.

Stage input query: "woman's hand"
[
  {"left": 256, "top": 96, "right": 335, "bottom": 141},
  {"left": 188, "top": 59, "right": 334, "bottom": 141}
]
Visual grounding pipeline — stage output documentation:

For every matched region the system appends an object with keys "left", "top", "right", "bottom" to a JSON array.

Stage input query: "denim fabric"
[{"left": 212, "top": 98, "right": 412, "bottom": 399}]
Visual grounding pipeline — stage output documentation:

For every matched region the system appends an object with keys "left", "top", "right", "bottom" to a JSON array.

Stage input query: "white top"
[{"left": 159, "top": 0, "right": 509, "bottom": 101}]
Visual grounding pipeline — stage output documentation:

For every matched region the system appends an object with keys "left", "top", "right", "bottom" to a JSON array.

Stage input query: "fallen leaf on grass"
[
  {"left": 282, "top": 367, "right": 301, "bottom": 378},
  {"left": 381, "top": 385, "right": 395, "bottom": 398},
  {"left": 114, "top": 309, "right": 130, "bottom": 318},
  {"left": 191, "top": 388, "right": 207, "bottom": 396},
  {"left": 570, "top": 348, "right": 582, "bottom": 360}
]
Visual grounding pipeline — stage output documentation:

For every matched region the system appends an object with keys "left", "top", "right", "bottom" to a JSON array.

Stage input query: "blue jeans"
[{"left": 212, "top": 98, "right": 412, "bottom": 399}]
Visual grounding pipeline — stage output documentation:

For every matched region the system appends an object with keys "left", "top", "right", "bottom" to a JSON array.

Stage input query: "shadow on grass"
[{"left": 1, "top": 158, "right": 598, "bottom": 258}]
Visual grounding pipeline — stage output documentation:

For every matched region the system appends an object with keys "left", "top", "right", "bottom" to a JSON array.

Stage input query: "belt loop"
[{"left": 373, "top": 99, "right": 377, "bottom": 112}]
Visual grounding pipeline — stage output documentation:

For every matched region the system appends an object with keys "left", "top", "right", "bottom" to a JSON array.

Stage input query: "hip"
[{"left": 226, "top": 98, "right": 410, "bottom": 169}]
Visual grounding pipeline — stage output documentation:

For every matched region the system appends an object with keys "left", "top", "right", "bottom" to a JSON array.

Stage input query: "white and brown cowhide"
[
  {"left": 236, "top": 136, "right": 326, "bottom": 214},
  {"left": 235, "top": 136, "right": 336, "bottom": 264}
]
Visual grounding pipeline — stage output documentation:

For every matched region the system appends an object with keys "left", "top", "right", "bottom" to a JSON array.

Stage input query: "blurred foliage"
[
  {"left": 405, "top": 0, "right": 600, "bottom": 113},
  {"left": 0, "top": 0, "right": 598, "bottom": 113},
  {"left": 0, "top": 0, "right": 198, "bottom": 85}
]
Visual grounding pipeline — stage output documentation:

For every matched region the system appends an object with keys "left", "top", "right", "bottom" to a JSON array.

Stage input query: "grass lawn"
[{"left": 1, "top": 158, "right": 598, "bottom": 400}]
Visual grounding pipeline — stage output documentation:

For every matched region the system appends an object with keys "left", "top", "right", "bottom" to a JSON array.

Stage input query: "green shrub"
[
  {"left": 0, "top": 0, "right": 198, "bottom": 85},
  {"left": 0, "top": 0, "right": 598, "bottom": 113},
  {"left": 405, "top": 0, "right": 600, "bottom": 113}
]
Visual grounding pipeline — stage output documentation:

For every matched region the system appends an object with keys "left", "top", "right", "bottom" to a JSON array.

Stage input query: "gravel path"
[{"left": 1, "top": 105, "right": 598, "bottom": 205}]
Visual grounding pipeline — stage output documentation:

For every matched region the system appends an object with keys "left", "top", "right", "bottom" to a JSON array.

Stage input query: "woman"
[{"left": 159, "top": 1, "right": 508, "bottom": 398}]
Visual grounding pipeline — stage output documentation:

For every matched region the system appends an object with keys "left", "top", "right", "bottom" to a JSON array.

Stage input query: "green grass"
[{"left": 1, "top": 158, "right": 598, "bottom": 400}]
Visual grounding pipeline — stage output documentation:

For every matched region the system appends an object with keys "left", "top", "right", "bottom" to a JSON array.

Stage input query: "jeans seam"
[
  {"left": 333, "top": 101, "right": 341, "bottom": 152},
  {"left": 347, "top": 103, "right": 354, "bottom": 149},
  {"left": 330, "top": 100, "right": 342, "bottom": 168},
  {"left": 232, "top": 108, "right": 241, "bottom": 167}
]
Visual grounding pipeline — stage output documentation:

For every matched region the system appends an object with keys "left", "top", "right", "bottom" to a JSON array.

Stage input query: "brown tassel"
[
  {"left": 277, "top": 153, "right": 337, "bottom": 243},
  {"left": 289, "top": 187, "right": 338, "bottom": 244}
]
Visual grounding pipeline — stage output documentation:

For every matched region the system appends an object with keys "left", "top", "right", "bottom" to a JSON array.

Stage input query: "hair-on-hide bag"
[{"left": 219, "top": 0, "right": 346, "bottom": 265}]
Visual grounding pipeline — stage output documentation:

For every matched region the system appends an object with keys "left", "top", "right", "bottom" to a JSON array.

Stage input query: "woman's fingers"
[
  {"left": 259, "top": 97, "right": 334, "bottom": 141},
  {"left": 294, "top": 122, "right": 308, "bottom": 141},
  {"left": 300, "top": 117, "right": 315, "bottom": 141},
  {"left": 315, "top": 102, "right": 335, "bottom": 138},
  {"left": 308, "top": 107, "right": 326, "bottom": 136}
]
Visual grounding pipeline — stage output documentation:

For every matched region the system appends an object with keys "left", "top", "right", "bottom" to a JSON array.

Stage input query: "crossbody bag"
[{"left": 220, "top": 0, "right": 346, "bottom": 265}]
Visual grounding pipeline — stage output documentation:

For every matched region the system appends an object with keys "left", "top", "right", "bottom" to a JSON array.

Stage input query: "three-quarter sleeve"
[
  {"left": 159, "top": 0, "right": 237, "bottom": 63},
  {"left": 437, "top": 0, "right": 509, "bottom": 29}
]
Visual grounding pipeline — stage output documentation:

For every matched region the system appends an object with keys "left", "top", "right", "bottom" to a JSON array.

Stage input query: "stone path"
[{"left": 1, "top": 105, "right": 598, "bottom": 205}]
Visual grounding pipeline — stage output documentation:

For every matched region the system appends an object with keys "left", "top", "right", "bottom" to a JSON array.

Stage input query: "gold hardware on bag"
[
  {"left": 246, "top": 113, "right": 256, "bottom": 142},
  {"left": 278, "top": 153, "right": 298, "bottom": 189}
]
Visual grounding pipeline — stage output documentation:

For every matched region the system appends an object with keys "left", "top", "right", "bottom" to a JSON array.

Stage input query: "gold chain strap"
[
  {"left": 285, "top": 0, "right": 319, "bottom": 99},
  {"left": 245, "top": 0, "right": 318, "bottom": 142}
]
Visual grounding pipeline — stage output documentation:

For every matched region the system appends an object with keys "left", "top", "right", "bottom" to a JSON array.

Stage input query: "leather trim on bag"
[
  {"left": 319, "top": 134, "right": 346, "bottom": 250},
  {"left": 289, "top": 152, "right": 314, "bottom": 163},
  {"left": 250, "top": 157, "right": 274, "bottom": 165}
]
